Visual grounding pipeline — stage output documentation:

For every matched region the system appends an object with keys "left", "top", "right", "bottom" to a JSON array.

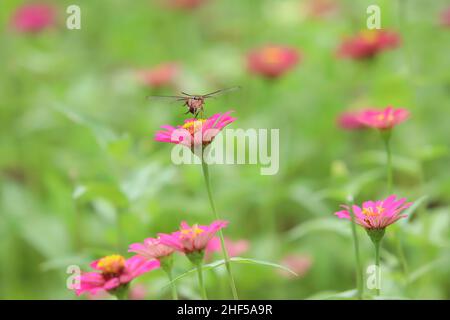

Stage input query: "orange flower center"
[
  {"left": 182, "top": 119, "right": 206, "bottom": 135},
  {"left": 97, "top": 254, "right": 126, "bottom": 274},
  {"left": 360, "top": 30, "right": 379, "bottom": 44},
  {"left": 376, "top": 113, "right": 394, "bottom": 123},
  {"left": 180, "top": 224, "right": 204, "bottom": 238},
  {"left": 261, "top": 47, "right": 283, "bottom": 65},
  {"left": 362, "top": 206, "right": 385, "bottom": 217}
]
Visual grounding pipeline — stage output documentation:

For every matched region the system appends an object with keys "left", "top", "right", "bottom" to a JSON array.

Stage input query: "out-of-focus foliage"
[{"left": 0, "top": 0, "right": 449, "bottom": 299}]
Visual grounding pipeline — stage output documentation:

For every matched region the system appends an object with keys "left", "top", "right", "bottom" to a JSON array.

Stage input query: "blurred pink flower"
[
  {"left": 357, "top": 106, "right": 409, "bottom": 130},
  {"left": 75, "top": 255, "right": 159, "bottom": 296},
  {"left": 205, "top": 236, "right": 249, "bottom": 260},
  {"left": 279, "top": 254, "right": 312, "bottom": 278},
  {"left": 337, "top": 110, "right": 367, "bottom": 130},
  {"left": 137, "top": 63, "right": 179, "bottom": 88},
  {"left": 337, "top": 30, "right": 400, "bottom": 60},
  {"left": 247, "top": 45, "right": 300, "bottom": 79},
  {"left": 163, "top": 0, "right": 208, "bottom": 10},
  {"left": 335, "top": 195, "right": 412, "bottom": 230},
  {"left": 302, "top": 0, "right": 339, "bottom": 18},
  {"left": 154, "top": 111, "right": 236, "bottom": 150},
  {"left": 129, "top": 284, "right": 147, "bottom": 300},
  {"left": 158, "top": 220, "right": 228, "bottom": 254},
  {"left": 440, "top": 7, "right": 450, "bottom": 27},
  {"left": 10, "top": 3, "right": 55, "bottom": 33},
  {"left": 129, "top": 237, "right": 175, "bottom": 260}
]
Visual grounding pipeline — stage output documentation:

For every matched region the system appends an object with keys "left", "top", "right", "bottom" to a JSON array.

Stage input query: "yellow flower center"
[
  {"left": 362, "top": 206, "right": 385, "bottom": 216},
  {"left": 261, "top": 47, "right": 283, "bottom": 65},
  {"left": 182, "top": 119, "right": 206, "bottom": 135},
  {"left": 97, "top": 254, "right": 126, "bottom": 274},
  {"left": 360, "top": 30, "right": 378, "bottom": 44},
  {"left": 180, "top": 224, "right": 204, "bottom": 238},
  {"left": 376, "top": 113, "right": 394, "bottom": 123}
]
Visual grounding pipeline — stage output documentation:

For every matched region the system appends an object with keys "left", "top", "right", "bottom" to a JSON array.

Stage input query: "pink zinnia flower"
[
  {"left": 10, "top": 3, "right": 55, "bottom": 33},
  {"left": 129, "top": 237, "right": 175, "bottom": 260},
  {"left": 440, "top": 7, "right": 450, "bottom": 27},
  {"left": 279, "top": 254, "right": 312, "bottom": 278},
  {"left": 205, "top": 236, "right": 249, "bottom": 260},
  {"left": 338, "top": 30, "right": 400, "bottom": 60},
  {"left": 335, "top": 195, "right": 413, "bottom": 230},
  {"left": 154, "top": 111, "right": 236, "bottom": 150},
  {"left": 158, "top": 220, "right": 228, "bottom": 254},
  {"left": 357, "top": 106, "right": 409, "bottom": 130},
  {"left": 247, "top": 45, "right": 300, "bottom": 79},
  {"left": 137, "top": 62, "right": 179, "bottom": 88},
  {"left": 163, "top": 0, "right": 208, "bottom": 10},
  {"left": 302, "top": 0, "right": 339, "bottom": 18},
  {"left": 337, "top": 110, "right": 367, "bottom": 130},
  {"left": 75, "top": 255, "right": 159, "bottom": 296}
]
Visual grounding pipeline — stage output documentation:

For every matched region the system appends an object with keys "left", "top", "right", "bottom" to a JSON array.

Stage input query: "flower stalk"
[
  {"left": 348, "top": 198, "right": 363, "bottom": 300},
  {"left": 201, "top": 153, "right": 239, "bottom": 300},
  {"left": 160, "top": 255, "right": 178, "bottom": 300},
  {"left": 366, "top": 228, "right": 385, "bottom": 296}
]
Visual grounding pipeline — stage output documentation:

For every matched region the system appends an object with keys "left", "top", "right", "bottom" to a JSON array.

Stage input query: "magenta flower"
[
  {"left": 440, "top": 7, "right": 450, "bottom": 27},
  {"left": 205, "top": 236, "right": 249, "bottom": 260},
  {"left": 155, "top": 111, "right": 236, "bottom": 150},
  {"left": 158, "top": 220, "right": 228, "bottom": 254},
  {"left": 129, "top": 237, "right": 175, "bottom": 260},
  {"left": 337, "top": 110, "right": 367, "bottom": 130},
  {"left": 10, "top": 3, "right": 55, "bottom": 33},
  {"left": 137, "top": 62, "right": 180, "bottom": 88},
  {"left": 75, "top": 255, "right": 159, "bottom": 296},
  {"left": 337, "top": 30, "right": 400, "bottom": 60},
  {"left": 247, "top": 45, "right": 300, "bottom": 79},
  {"left": 335, "top": 195, "right": 412, "bottom": 230},
  {"left": 357, "top": 106, "right": 409, "bottom": 130}
]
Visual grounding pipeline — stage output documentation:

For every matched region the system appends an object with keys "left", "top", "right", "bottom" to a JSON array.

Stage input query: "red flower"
[
  {"left": 10, "top": 3, "right": 55, "bottom": 33},
  {"left": 137, "top": 62, "right": 180, "bottom": 88},
  {"left": 337, "top": 110, "right": 367, "bottom": 130},
  {"left": 337, "top": 30, "right": 400, "bottom": 60},
  {"left": 357, "top": 106, "right": 409, "bottom": 130},
  {"left": 247, "top": 45, "right": 300, "bottom": 79},
  {"left": 440, "top": 7, "right": 450, "bottom": 27},
  {"left": 163, "top": 0, "right": 208, "bottom": 10}
]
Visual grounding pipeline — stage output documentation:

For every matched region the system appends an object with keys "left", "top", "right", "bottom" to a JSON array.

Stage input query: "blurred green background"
[{"left": 0, "top": 0, "right": 449, "bottom": 299}]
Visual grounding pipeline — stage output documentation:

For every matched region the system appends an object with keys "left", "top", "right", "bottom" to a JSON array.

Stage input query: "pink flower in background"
[
  {"left": 163, "top": 0, "right": 208, "bottom": 10},
  {"left": 338, "top": 30, "right": 400, "bottom": 60},
  {"left": 158, "top": 220, "right": 228, "bottom": 254},
  {"left": 440, "top": 7, "right": 450, "bottom": 27},
  {"left": 279, "top": 255, "right": 312, "bottom": 278},
  {"left": 205, "top": 237, "right": 249, "bottom": 260},
  {"left": 75, "top": 255, "right": 159, "bottom": 296},
  {"left": 357, "top": 106, "right": 409, "bottom": 130},
  {"left": 10, "top": 3, "right": 55, "bottom": 33},
  {"left": 129, "top": 237, "right": 175, "bottom": 260},
  {"left": 129, "top": 284, "right": 147, "bottom": 300},
  {"left": 337, "top": 110, "right": 367, "bottom": 130},
  {"left": 137, "top": 63, "right": 179, "bottom": 88},
  {"left": 155, "top": 111, "right": 236, "bottom": 149},
  {"left": 335, "top": 195, "right": 413, "bottom": 230},
  {"left": 247, "top": 45, "right": 300, "bottom": 79},
  {"left": 302, "top": 0, "right": 339, "bottom": 18}
]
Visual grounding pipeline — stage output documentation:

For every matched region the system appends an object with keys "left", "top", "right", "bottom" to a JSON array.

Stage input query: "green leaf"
[
  {"left": 401, "top": 195, "right": 429, "bottom": 223},
  {"left": 165, "top": 257, "right": 297, "bottom": 287},
  {"left": 287, "top": 218, "right": 351, "bottom": 242}
]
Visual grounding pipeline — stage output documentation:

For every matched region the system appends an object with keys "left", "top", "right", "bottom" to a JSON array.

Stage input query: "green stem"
[
  {"left": 349, "top": 202, "right": 363, "bottom": 299},
  {"left": 165, "top": 269, "right": 178, "bottom": 300},
  {"left": 396, "top": 230, "right": 409, "bottom": 280},
  {"left": 374, "top": 240, "right": 381, "bottom": 296},
  {"left": 381, "top": 131, "right": 393, "bottom": 194},
  {"left": 196, "top": 263, "right": 208, "bottom": 300},
  {"left": 201, "top": 155, "right": 239, "bottom": 300}
]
